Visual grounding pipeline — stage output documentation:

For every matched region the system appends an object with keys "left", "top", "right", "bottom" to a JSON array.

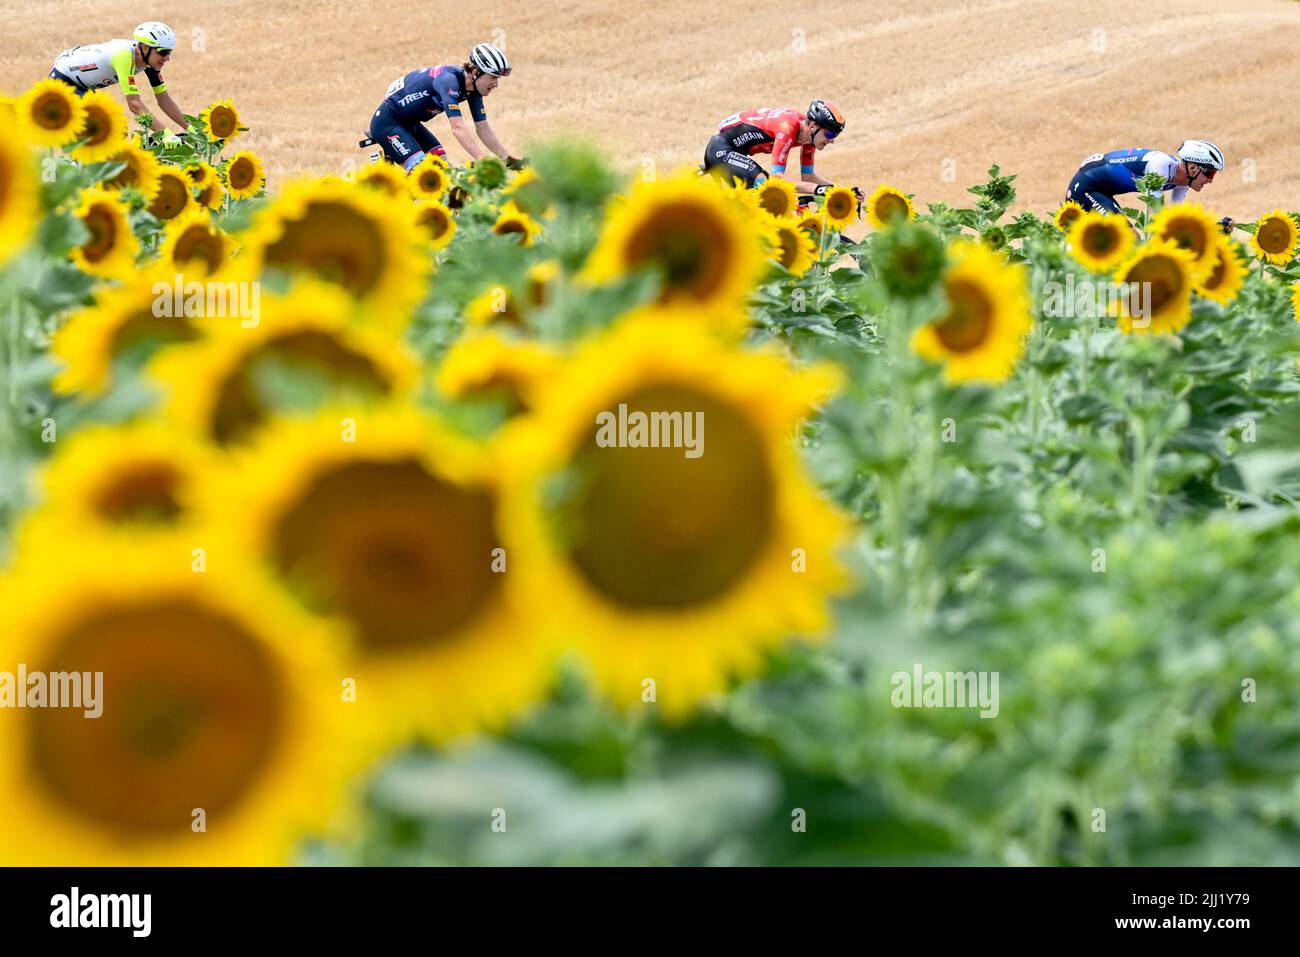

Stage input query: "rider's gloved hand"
[
  {"left": 1218, "top": 216, "right": 1235, "bottom": 235},
  {"left": 813, "top": 184, "right": 832, "bottom": 197},
  {"left": 505, "top": 156, "right": 528, "bottom": 171}
]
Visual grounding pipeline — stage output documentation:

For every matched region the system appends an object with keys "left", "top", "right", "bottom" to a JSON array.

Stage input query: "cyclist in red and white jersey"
[{"left": 703, "top": 100, "right": 859, "bottom": 206}]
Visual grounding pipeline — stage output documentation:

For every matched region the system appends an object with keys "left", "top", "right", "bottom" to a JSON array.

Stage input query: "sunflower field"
[{"left": 2, "top": 80, "right": 1300, "bottom": 867}]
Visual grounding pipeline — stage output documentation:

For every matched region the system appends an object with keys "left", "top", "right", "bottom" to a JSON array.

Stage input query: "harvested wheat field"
[{"left": 4, "top": 0, "right": 1299, "bottom": 218}]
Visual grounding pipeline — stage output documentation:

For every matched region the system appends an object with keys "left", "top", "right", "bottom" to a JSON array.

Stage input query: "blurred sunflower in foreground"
[
  {"left": 201, "top": 407, "right": 555, "bottom": 749},
  {"left": 581, "top": 171, "right": 767, "bottom": 325},
  {"left": 501, "top": 314, "right": 850, "bottom": 718},
  {"left": 0, "top": 536, "right": 352, "bottom": 865}
]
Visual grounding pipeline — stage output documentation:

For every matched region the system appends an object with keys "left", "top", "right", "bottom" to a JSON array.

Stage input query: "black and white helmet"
[
  {"left": 1178, "top": 139, "right": 1224, "bottom": 172},
  {"left": 469, "top": 42, "right": 511, "bottom": 77}
]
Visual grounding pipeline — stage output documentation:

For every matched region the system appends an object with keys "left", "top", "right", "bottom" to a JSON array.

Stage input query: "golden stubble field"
[{"left": 5, "top": 0, "right": 1300, "bottom": 219}]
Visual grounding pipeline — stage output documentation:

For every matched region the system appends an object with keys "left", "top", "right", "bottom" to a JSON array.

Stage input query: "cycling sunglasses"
[
  {"left": 817, "top": 128, "right": 840, "bottom": 141},
  {"left": 154, "top": 47, "right": 173, "bottom": 57}
]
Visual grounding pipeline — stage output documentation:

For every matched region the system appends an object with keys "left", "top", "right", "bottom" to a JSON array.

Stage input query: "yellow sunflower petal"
[{"left": 1067, "top": 211, "right": 1134, "bottom": 274}]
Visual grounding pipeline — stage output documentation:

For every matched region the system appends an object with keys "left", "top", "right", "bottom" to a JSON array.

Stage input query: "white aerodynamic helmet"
[
  {"left": 1178, "top": 139, "right": 1225, "bottom": 171},
  {"left": 469, "top": 42, "right": 511, "bottom": 76},
  {"left": 134, "top": 21, "right": 176, "bottom": 50}
]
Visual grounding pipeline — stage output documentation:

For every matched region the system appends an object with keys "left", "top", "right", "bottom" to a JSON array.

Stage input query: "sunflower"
[
  {"left": 69, "top": 186, "right": 138, "bottom": 279},
  {"left": 1292, "top": 282, "right": 1300, "bottom": 323},
  {"left": 581, "top": 171, "right": 767, "bottom": 320},
  {"left": 412, "top": 199, "right": 457, "bottom": 251},
  {"left": 14, "top": 423, "right": 217, "bottom": 548},
  {"left": 13, "top": 78, "right": 86, "bottom": 148},
  {"left": 819, "top": 185, "right": 859, "bottom": 230},
  {"left": 0, "top": 533, "right": 353, "bottom": 865},
  {"left": 0, "top": 96, "right": 13, "bottom": 124},
  {"left": 102, "top": 138, "right": 161, "bottom": 201},
  {"left": 224, "top": 150, "right": 266, "bottom": 200},
  {"left": 242, "top": 177, "right": 429, "bottom": 321},
  {"left": 148, "top": 281, "right": 419, "bottom": 446},
  {"left": 1250, "top": 209, "right": 1300, "bottom": 266},
  {"left": 408, "top": 153, "right": 450, "bottom": 200},
  {"left": 156, "top": 207, "right": 237, "bottom": 279},
  {"left": 1113, "top": 239, "right": 1196, "bottom": 335},
  {"left": 1196, "top": 236, "right": 1247, "bottom": 306},
  {"left": 465, "top": 285, "right": 526, "bottom": 329},
  {"left": 770, "top": 218, "right": 817, "bottom": 276},
  {"left": 201, "top": 406, "right": 553, "bottom": 746},
  {"left": 865, "top": 184, "right": 915, "bottom": 229},
  {"left": 195, "top": 176, "right": 226, "bottom": 211},
  {"left": 756, "top": 178, "right": 800, "bottom": 219},
  {"left": 355, "top": 161, "right": 407, "bottom": 198},
  {"left": 436, "top": 332, "right": 563, "bottom": 415},
  {"left": 1066, "top": 211, "right": 1133, "bottom": 274},
  {"left": 183, "top": 161, "right": 218, "bottom": 191},
  {"left": 499, "top": 313, "right": 848, "bottom": 718},
  {"left": 869, "top": 221, "right": 945, "bottom": 299},
  {"left": 912, "top": 240, "right": 1032, "bottom": 385},
  {"left": 492, "top": 202, "right": 543, "bottom": 247},
  {"left": 146, "top": 167, "right": 192, "bottom": 220},
  {"left": 1149, "top": 204, "right": 1220, "bottom": 283},
  {"left": 199, "top": 99, "right": 244, "bottom": 142},
  {"left": 51, "top": 274, "right": 202, "bottom": 396},
  {"left": 68, "top": 90, "right": 127, "bottom": 163},
  {"left": 0, "top": 115, "right": 41, "bottom": 268},
  {"left": 524, "top": 259, "right": 561, "bottom": 309},
  {"left": 1053, "top": 200, "right": 1085, "bottom": 232},
  {"left": 797, "top": 209, "right": 827, "bottom": 242}
]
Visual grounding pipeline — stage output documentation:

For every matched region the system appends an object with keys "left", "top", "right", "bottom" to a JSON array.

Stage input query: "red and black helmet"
[{"left": 807, "top": 99, "right": 845, "bottom": 135}]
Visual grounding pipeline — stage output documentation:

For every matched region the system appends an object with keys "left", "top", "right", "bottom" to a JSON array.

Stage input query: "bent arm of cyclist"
[
  {"left": 123, "top": 92, "right": 167, "bottom": 132},
  {"left": 446, "top": 115, "right": 487, "bottom": 161},
  {"left": 154, "top": 91, "right": 188, "bottom": 131},
  {"left": 802, "top": 170, "right": 834, "bottom": 188},
  {"left": 474, "top": 120, "right": 516, "bottom": 161}
]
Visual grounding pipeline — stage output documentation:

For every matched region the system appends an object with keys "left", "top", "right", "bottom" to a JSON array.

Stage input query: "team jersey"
[
  {"left": 52, "top": 39, "right": 166, "bottom": 95},
  {"left": 716, "top": 108, "right": 816, "bottom": 175},
  {"left": 1072, "top": 148, "right": 1188, "bottom": 202},
  {"left": 382, "top": 65, "right": 487, "bottom": 125}
]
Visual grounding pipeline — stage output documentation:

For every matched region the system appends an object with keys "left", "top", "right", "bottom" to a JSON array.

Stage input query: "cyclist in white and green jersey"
[{"left": 49, "top": 21, "right": 188, "bottom": 133}]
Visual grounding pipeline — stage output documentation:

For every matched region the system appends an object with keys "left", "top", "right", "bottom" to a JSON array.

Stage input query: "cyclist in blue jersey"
[
  {"left": 368, "top": 42, "right": 524, "bottom": 172},
  {"left": 1066, "top": 140, "right": 1224, "bottom": 216}
]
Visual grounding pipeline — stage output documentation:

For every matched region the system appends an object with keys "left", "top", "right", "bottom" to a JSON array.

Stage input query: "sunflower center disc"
[
  {"left": 94, "top": 463, "right": 185, "bottom": 522},
  {"left": 28, "top": 601, "right": 282, "bottom": 837},
  {"left": 626, "top": 203, "right": 731, "bottom": 302},
  {"left": 272, "top": 459, "right": 503, "bottom": 650},
  {"left": 935, "top": 278, "right": 994, "bottom": 352},
  {"left": 263, "top": 200, "right": 386, "bottom": 297},
  {"left": 211, "top": 330, "right": 390, "bottom": 445},
  {"left": 564, "top": 385, "right": 775, "bottom": 608}
]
